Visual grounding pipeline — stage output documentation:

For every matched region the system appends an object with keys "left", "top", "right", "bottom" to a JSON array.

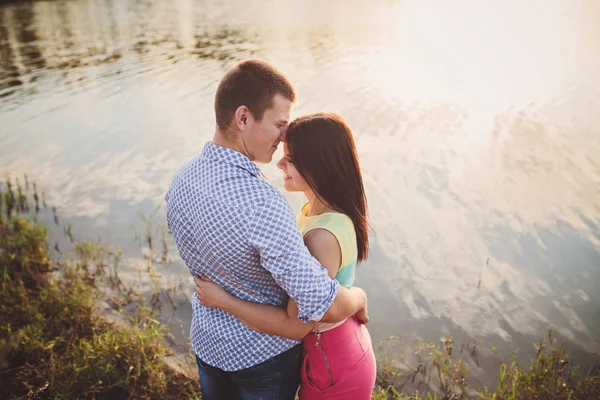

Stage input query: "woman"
[{"left": 194, "top": 112, "right": 376, "bottom": 399}]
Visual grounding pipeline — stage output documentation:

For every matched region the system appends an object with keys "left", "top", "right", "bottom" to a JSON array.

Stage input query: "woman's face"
[{"left": 276, "top": 143, "right": 310, "bottom": 192}]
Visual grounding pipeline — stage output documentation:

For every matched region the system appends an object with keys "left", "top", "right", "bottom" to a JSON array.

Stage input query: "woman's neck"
[{"left": 304, "top": 191, "right": 334, "bottom": 216}]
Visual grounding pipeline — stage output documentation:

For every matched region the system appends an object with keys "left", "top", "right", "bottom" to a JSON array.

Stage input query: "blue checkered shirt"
[{"left": 165, "top": 143, "right": 339, "bottom": 371}]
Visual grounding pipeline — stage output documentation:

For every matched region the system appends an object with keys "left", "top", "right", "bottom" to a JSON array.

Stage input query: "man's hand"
[
  {"left": 320, "top": 286, "right": 367, "bottom": 323},
  {"left": 194, "top": 276, "right": 232, "bottom": 309},
  {"left": 355, "top": 302, "right": 369, "bottom": 325}
]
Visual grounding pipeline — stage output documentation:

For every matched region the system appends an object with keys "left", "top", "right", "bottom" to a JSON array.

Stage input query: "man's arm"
[
  {"left": 320, "top": 286, "right": 367, "bottom": 322},
  {"left": 247, "top": 193, "right": 366, "bottom": 323},
  {"left": 194, "top": 277, "right": 315, "bottom": 340},
  {"left": 193, "top": 226, "right": 368, "bottom": 338}
]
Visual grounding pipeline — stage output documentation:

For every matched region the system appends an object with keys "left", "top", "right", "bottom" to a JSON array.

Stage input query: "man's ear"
[{"left": 234, "top": 105, "right": 250, "bottom": 131}]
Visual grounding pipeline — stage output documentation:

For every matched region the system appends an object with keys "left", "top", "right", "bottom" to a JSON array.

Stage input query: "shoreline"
[{"left": 2, "top": 176, "right": 599, "bottom": 399}]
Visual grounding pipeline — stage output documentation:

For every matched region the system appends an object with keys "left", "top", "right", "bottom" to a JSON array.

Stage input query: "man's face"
[{"left": 244, "top": 94, "right": 292, "bottom": 164}]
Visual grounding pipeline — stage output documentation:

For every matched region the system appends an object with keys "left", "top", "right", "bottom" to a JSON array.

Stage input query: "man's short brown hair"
[{"left": 214, "top": 60, "right": 296, "bottom": 131}]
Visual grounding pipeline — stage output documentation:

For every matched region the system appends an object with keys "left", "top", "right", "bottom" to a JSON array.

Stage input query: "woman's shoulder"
[
  {"left": 303, "top": 228, "right": 339, "bottom": 249},
  {"left": 303, "top": 228, "right": 342, "bottom": 277},
  {"left": 303, "top": 211, "right": 357, "bottom": 267},
  {"left": 318, "top": 213, "right": 356, "bottom": 242},
  {"left": 301, "top": 209, "right": 353, "bottom": 229}
]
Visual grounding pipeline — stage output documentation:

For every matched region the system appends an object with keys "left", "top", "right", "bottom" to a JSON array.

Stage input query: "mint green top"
[{"left": 296, "top": 203, "right": 357, "bottom": 288}]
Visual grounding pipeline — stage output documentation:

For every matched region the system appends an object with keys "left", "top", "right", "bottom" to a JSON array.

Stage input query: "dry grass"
[{"left": 0, "top": 176, "right": 200, "bottom": 399}]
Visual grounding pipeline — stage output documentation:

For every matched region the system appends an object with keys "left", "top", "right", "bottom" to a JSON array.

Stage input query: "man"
[{"left": 165, "top": 59, "right": 367, "bottom": 400}]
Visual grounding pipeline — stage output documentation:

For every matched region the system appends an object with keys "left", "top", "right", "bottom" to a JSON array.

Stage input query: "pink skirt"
[{"left": 299, "top": 316, "right": 377, "bottom": 400}]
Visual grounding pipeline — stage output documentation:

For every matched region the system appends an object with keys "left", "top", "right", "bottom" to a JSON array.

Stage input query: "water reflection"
[
  {"left": 0, "top": 0, "right": 263, "bottom": 102},
  {"left": 0, "top": 0, "right": 599, "bottom": 375},
  {"left": 0, "top": 8, "right": 21, "bottom": 96},
  {"left": 14, "top": 3, "right": 45, "bottom": 71}
]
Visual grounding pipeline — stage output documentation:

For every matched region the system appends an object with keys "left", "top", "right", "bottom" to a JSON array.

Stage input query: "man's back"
[{"left": 166, "top": 143, "right": 336, "bottom": 371}]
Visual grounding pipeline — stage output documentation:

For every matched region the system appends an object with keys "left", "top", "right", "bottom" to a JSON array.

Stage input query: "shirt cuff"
[{"left": 299, "top": 279, "right": 340, "bottom": 323}]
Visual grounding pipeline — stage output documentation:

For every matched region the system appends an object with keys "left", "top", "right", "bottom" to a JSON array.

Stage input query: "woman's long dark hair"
[{"left": 286, "top": 112, "right": 369, "bottom": 261}]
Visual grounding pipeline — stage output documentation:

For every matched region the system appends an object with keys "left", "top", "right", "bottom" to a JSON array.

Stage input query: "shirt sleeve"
[{"left": 246, "top": 192, "right": 339, "bottom": 322}]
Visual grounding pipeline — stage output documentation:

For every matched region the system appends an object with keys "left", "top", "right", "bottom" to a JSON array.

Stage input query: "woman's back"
[{"left": 297, "top": 203, "right": 357, "bottom": 289}]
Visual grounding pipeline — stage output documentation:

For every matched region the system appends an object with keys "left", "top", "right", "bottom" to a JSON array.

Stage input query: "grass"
[
  {"left": 372, "top": 332, "right": 600, "bottom": 399},
  {"left": 1, "top": 175, "right": 599, "bottom": 399},
  {"left": 0, "top": 176, "right": 200, "bottom": 399}
]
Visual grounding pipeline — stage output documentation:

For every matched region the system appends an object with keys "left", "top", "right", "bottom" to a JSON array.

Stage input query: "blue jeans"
[{"left": 196, "top": 344, "right": 302, "bottom": 400}]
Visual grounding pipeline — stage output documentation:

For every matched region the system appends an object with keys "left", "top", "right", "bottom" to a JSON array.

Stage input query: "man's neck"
[{"left": 212, "top": 129, "right": 251, "bottom": 160}]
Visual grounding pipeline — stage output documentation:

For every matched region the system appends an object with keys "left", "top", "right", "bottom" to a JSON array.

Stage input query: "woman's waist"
[
  {"left": 313, "top": 318, "right": 347, "bottom": 334},
  {"left": 302, "top": 316, "right": 363, "bottom": 347}
]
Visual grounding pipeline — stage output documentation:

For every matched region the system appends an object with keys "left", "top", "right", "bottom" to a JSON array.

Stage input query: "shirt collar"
[{"left": 202, "top": 142, "right": 264, "bottom": 178}]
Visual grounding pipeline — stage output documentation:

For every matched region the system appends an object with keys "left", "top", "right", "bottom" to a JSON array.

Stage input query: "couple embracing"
[{"left": 166, "top": 59, "right": 376, "bottom": 399}]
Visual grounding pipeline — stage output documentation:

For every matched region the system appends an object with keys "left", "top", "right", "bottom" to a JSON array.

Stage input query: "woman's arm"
[{"left": 194, "top": 276, "right": 315, "bottom": 340}]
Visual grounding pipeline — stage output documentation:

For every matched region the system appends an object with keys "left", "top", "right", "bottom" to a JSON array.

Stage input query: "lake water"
[{"left": 1, "top": 0, "right": 599, "bottom": 381}]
